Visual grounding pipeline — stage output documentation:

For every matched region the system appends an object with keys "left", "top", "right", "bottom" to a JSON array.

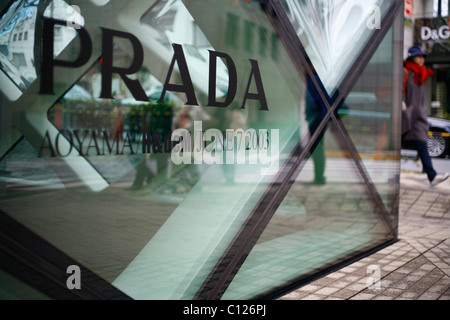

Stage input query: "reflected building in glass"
[{"left": 0, "top": 0, "right": 404, "bottom": 300}]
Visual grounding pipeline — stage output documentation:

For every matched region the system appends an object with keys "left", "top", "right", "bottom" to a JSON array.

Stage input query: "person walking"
[{"left": 402, "top": 45, "right": 449, "bottom": 186}]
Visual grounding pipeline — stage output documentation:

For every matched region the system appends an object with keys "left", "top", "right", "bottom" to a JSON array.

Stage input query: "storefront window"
[
  {"left": 223, "top": 25, "right": 400, "bottom": 300},
  {"left": 0, "top": 0, "right": 402, "bottom": 299},
  {"left": 1, "top": 0, "right": 305, "bottom": 299}
]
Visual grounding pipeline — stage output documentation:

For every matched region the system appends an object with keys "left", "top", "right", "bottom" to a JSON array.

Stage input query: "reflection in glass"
[
  {"left": 224, "top": 126, "right": 390, "bottom": 299},
  {"left": 140, "top": 0, "right": 229, "bottom": 99},
  {"left": 304, "top": 72, "right": 329, "bottom": 185},
  {"left": 1, "top": 0, "right": 306, "bottom": 300},
  {"left": 43, "top": 0, "right": 85, "bottom": 57},
  {"left": 0, "top": 0, "right": 400, "bottom": 300},
  {"left": 0, "top": 0, "right": 85, "bottom": 92},
  {"left": 338, "top": 28, "right": 398, "bottom": 210},
  {"left": 279, "top": 0, "right": 393, "bottom": 96},
  {"left": 111, "top": 0, "right": 306, "bottom": 299},
  {"left": 223, "top": 19, "right": 400, "bottom": 299},
  {"left": 0, "top": 0, "right": 38, "bottom": 90}
]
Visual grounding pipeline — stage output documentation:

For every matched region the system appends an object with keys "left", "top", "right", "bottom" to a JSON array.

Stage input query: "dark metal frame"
[{"left": 194, "top": 0, "right": 403, "bottom": 300}]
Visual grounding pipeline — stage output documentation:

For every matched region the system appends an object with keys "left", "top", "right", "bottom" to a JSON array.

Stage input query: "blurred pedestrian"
[{"left": 402, "top": 45, "right": 449, "bottom": 186}]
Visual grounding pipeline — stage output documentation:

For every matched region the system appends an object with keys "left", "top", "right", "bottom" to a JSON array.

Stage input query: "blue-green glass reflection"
[{"left": 279, "top": 0, "right": 394, "bottom": 96}]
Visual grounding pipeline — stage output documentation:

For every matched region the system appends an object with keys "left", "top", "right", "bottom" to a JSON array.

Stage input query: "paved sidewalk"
[{"left": 279, "top": 170, "right": 450, "bottom": 300}]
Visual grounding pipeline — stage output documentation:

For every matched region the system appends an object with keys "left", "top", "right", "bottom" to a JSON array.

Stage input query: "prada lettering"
[{"left": 40, "top": 18, "right": 269, "bottom": 111}]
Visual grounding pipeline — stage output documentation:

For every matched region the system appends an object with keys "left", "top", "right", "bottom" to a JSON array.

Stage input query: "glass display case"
[{"left": 0, "top": 0, "right": 403, "bottom": 300}]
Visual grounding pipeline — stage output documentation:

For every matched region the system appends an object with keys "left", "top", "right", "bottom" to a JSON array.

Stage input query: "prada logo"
[{"left": 40, "top": 18, "right": 269, "bottom": 111}]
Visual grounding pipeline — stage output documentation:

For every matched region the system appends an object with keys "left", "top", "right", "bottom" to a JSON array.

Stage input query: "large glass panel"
[
  {"left": 223, "top": 10, "right": 402, "bottom": 300},
  {"left": 338, "top": 27, "right": 400, "bottom": 212},
  {"left": 0, "top": 0, "right": 306, "bottom": 299},
  {"left": 279, "top": 0, "right": 394, "bottom": 96},
  {"left": 0, "top": 0, "right": 401, "bottom": 300},
  {"left": 223, "top": 124, "right": 392, "bottom": 299}
]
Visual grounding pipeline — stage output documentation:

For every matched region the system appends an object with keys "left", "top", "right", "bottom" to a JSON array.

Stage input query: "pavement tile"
[
  {"left": 310, "top": 277, "right": 336, "bottom": 287},
  {"left": 418, "top": 292, "right": 442, "bottom": 300},
  {"left": 396, "top": 267, "right": 414, "bottom": 274},
  {"left": 316, "top": 287, "right": 340, "bottom": 295},
  {"left": 391, "top": 282, "right": 411, "bottom": 290},
  {"left": 344, "top": 275, "right": 360, "bottom": 283},
  {"left": 399, "top": 291, "right": 420, "bottom": 299},
  {"left": 325, "top": 272, "right": 346, "bottom": 279},
  {"left": 427, "top": 268, "right": 445, "bottom": 278},
  {"left": 297, "top": 284, "right": 320, "bottom": 292},
  {"left": 349, "top": 261, "right": 366, "bottom": 268},
  {"left": 278, "top": 290, "right": 311, "bottom": 300},
  {"left": 350, "top": 293, "right": 376, "bottom": 300},
  {"left": 372, "top": 295, "right": 394, "bottom": 300},
  {"left": 333, "top": 289, "right": 360, "bottom": 299},
  {"left": 377, "top": 259, "right": 391, "bottom": 265},
  {"left": 403, "top": 275, "right": 423, "bottom": 283},
  {"left": 441, "top": 269, "right": 450, "bottom": 277},
  {"left": 379, "top": 279, "right": 393, "bottom": 289},
  {"left": 389, "top": 260, "right": 407, "bottom": 267},
  {"left": 302, "top": 294, "right": 326, "bottom": 300},
  {"left": 411, "top": 270, "right": 430, "bottom": 277},
  {"left": 329, "top": 280, "right": 351, "bottom": 289},
  {"left": 419, "top": 264, "right": 436, "bottom": 271},
  {"left": 383, "top": 265, "right": 399, "bottom": 272},
  {"left": 381, "top": 288, "right": 403, "bottom": 297},
  {"left": 347, "top": 282, "right": 368, "bottom": 292},
  {"left": 340, "top": 266, "right": 358, "bottom": 273},
  {"left": 425, "top": 211, "right": 445, "bottom": 218},
  {"left": 383, "top": 272, "right": 407, "bottom": 282}
]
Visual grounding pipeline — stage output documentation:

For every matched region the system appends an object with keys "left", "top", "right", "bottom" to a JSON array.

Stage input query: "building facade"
[{"left": 0, "top": 0, "right": 403, "bottom": 300}]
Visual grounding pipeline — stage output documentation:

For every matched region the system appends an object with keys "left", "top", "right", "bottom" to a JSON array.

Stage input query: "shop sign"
[
  {"left": 420, "top": 25, "right": 450, "bottom": 41},
  {"left": 414, "top": 17, "right": 450, "bottom": 56},
  {"left": 39, "top": 18, "right": 269, "bottom": 111}
]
